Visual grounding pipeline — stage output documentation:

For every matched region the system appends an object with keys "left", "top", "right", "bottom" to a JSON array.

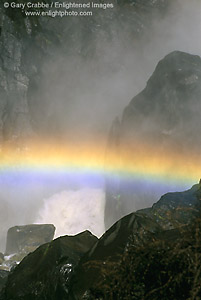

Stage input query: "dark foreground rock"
[
  {"left": 1, "top": 183, "right": 201, "bottom": 299},
  {"left": 86, "top": 224, "right": 201, "bottom": 300},
  {"left": 0, "top": 271, "right": 9, "bottom": 293},
  {"left": 0, "top": 231, "right": 97, "bottom": 300},
  {"left": 68, "top": 182, "right": 201, "bottom": 299},
  {"left": 138, "top": 182, "right": 201, "bottom": 229}
]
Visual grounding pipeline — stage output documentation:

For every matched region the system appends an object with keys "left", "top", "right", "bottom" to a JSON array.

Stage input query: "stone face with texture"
[
  {"left": 105, "top": 51, "right": 201, "bottom": 229},
  {"left": 0, "top": 271, "right": 9, "bottom": 293},
  {"left": 5, "top": 224, "right": 55, "bottom": 255},
  {"left": 2, "top": 231, "right": 98, "bottom": 300},
  {"left": 68, "top": 183, "right": 201, "bottom": 299}
]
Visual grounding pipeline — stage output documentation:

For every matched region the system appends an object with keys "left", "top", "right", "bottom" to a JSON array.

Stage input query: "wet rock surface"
[
  {"left": 1, "top": 183, "right": 201, "bottom": 299},
  {"left": 0, "top": 271, "right": 9, "bottom": 294},
  {"left": 1, "top": 230, "right": 97, "bottom": 300},
  {"left": 68, "top": 182, "right": 201, "bottom": 299},
  {"left": 85, "top": 224, "right": 201, "bottom": 299}
]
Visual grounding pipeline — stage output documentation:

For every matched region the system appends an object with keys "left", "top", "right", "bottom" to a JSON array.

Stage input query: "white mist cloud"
[{"left": 35, "top": 188, "right": 105, "bottom": 238}]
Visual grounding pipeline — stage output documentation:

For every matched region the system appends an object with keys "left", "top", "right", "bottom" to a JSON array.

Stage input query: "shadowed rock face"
[
  {"left": 105, "top": 51, "right": 201, "bottom": 229},
  {"left": 0, "top": 183, "right": 201, "bottom": 299},
  {"left": 138, "top": 182, "right": 201, "bottom": 230},
  {"left": 0, "top": 271, "right": 9, "bottom": 294},
  {"left": 68, "top": 182, "right": 201, "bottom": 299},
  {"left": 1, "top": 231, "right": 98, "bottom": 300},
  {"left": 5, "top": 224, "right": 55, "bottom": 255},
  {"left": 121, "top": 51, "right": 201, "bottom": 144}
]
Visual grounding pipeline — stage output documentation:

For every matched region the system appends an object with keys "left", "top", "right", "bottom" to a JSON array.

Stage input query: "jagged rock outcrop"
[
  {"left": 86, "top": 221, "right": 201, "bottom": 299},
  {"left": 68, "top": 213, "right": 163, "bottom": 299},
  {"left": 68, "top": 182, "right": 201, "bottom": 298},
  {"left": 1, "top": 183, "right": 201, "bottom": 299},
  {"left": 138, "top": 182, "right": 201, "bottom": 229},
  {"left": 0, "top": 231, "right": 97, "bottom": 300},
  {"left": 105, "top": 51, "right": 201, "bottom": 229}
]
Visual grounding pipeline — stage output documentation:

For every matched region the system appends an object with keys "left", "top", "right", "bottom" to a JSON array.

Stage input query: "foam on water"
[{"left": 35, "top": 188, "right": 105, "bottom": 238}]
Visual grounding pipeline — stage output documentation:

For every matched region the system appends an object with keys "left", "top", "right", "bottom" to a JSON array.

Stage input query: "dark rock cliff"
[
  {"left": 0, "top": 0, "right": 173, "bottom": 144},
  {"left": 105, "top": 51, "right": 201, "bottom": 229}
]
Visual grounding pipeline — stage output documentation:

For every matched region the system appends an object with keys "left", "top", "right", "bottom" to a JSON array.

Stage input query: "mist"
[
  {"left": 1, "top": 0, "right": 201, "bottom": 252},
  {"left": 29, "top": 0, "right": 201, "bottom": 139},
  {"left": 36, "top": 188, "right": 105, "bottom": 238}
]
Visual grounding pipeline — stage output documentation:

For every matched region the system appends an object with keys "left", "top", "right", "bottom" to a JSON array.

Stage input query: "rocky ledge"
[{"left": 0, "top": 181, "right": 201, "bottom": 299}]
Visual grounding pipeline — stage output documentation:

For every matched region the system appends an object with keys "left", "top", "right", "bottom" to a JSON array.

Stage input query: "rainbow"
[{"left": 0, "top": 139, "right": 200, "bottom": 190}]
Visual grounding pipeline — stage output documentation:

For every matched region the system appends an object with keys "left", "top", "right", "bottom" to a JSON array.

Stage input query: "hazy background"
[
  {"left": 1, "top": 0, "right": 201, "bottom": 252},
  {"left": 34, "top": 0, "right": 201, "bottom": 141}
]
